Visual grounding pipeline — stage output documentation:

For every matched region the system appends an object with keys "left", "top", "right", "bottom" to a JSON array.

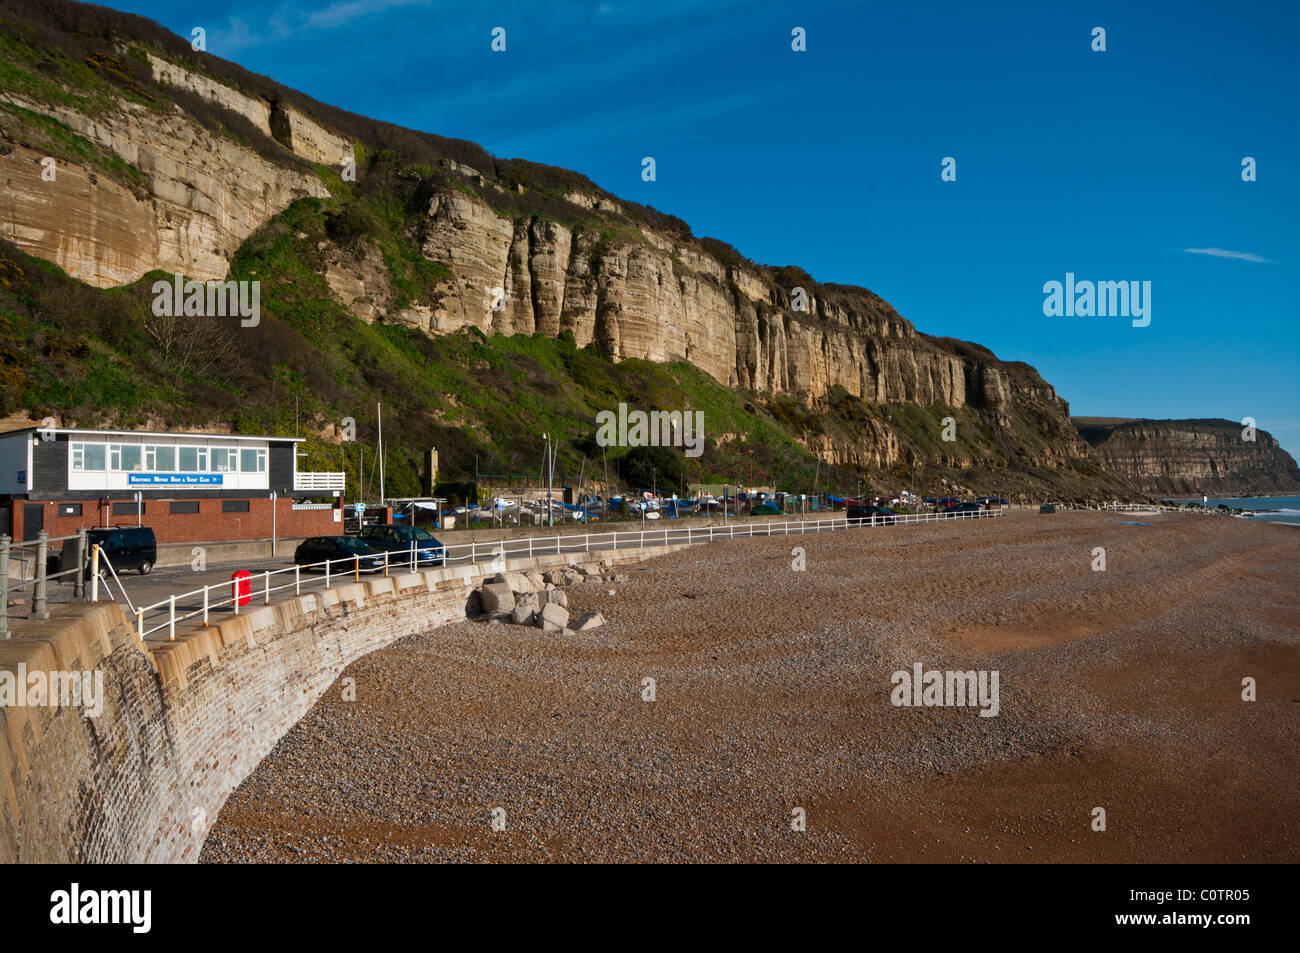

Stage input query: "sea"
[{"left": 1163, "top": 495, "right": 1300, "bottom": 526}]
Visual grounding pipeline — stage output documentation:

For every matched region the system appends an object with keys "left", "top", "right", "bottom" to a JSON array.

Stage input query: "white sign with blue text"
[{"left": 128, "top": 474, "right": 223, "bottom": 485}]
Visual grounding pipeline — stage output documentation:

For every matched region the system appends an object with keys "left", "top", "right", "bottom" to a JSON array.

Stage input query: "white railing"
[
  {"left": 1062, "top": 502, "right": 1223, "bottom": 515},
  {"left": 293, "top": 471, "right": 345, "bottom": 491},
  {"left": 124, "top": 508, "right": 1003, "bottom": 643}
]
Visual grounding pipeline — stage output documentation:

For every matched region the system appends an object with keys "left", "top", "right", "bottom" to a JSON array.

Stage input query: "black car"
[
  {"left": 357, "top": 524, "right": 447, "bottom": 565},
  {"left": 85, "top": 526, "right": 157, "bottom": 576},
  {"left": 847, "top": 504, "right": 897, "bottom": 526},
  {"left": 947, "top": 502, "right": 986, "bottom": 518},
  {"left": 294, "top": 536, "right": 387, "bottom": 573}
]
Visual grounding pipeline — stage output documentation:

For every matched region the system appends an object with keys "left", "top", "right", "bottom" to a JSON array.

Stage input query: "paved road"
[{"left": 27, "top": 511, "right": 1004, "bottom": 644}]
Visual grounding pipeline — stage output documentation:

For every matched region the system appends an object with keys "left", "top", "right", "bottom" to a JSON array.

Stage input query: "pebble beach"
[{"left": 200, "top": 510, "right": 1299, "bottom": 863}]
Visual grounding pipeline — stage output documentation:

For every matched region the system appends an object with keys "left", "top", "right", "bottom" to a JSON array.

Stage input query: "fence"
[
  {"left": 292, "top": 471, "right": 345, "bottom": 491},
  {"left": 0, "top": 530, "right": 88, "bottom": 637},
  {"left": 1060, "top": 502, "right": 1225, "bottom": 515},
  {"left": 124, "top": 508, "right": 1002, "bottom": 643}
]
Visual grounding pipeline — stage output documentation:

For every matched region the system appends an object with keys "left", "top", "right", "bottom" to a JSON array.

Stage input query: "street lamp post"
[{"left": 543, "top": 433, "right": 554, "bottom": 528}]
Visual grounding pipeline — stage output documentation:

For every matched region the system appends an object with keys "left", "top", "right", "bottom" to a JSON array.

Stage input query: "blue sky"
[{"left": 103, "top": 0, "right": 1300, "bottom": 456}]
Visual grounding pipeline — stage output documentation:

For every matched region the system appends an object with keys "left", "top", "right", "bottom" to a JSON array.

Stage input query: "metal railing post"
[
  {"left": 295, "top": 565, "right": 301, "bottom": 595},
  {"left": 136, "top": 607, "right": 144, "bottom": 642},
  {"left": 169, "top": 595, "right": 176, "bottom": 641},
  {"left": 355, "top": 556, "right": 361, "bottom": 582},
  {"left": 264, "top": 571, "right": 270, "bottom": 604},
  {"left": 0, "top": 535, "right": 9, "bottom": 638},
  {"left": 383, "top": 551, "right": 389, "bottom": 577},
  {"left": 31, "top": 531, "right": 49, "bottom": 620},
  {"left": 73, "top": 528, "right": 87, "bottom": 600},
  {"left": 91, "top": 544, "right": 100, "bottom": 602},
  {"left": 203, "top": 585, "right": 209, "bottom": 627}
]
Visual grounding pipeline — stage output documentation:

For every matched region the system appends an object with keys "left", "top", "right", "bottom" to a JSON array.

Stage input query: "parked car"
[
  {"left": 847, "top": 505, "right": 897, "bottom": 526},
  {"left": 294, "top": 536, "right": 388, "bottom": 573},
  {"left": 357, "top": 524, "right": 447, "bottom": 565},
  {"left": 85, "top": 526, "right": 157, "bottom": 576},
  {"left": 947, "top": 502, "right": 986, "bottom": 518}
]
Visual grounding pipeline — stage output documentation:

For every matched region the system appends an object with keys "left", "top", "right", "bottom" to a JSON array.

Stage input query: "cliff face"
[
  {"left": 0, "top": 77, "right": 334, "bottom": 285},
  {"left": 416, "top": 187, "right": 988, "bottom": 404},
  {"left": 0, "top": 0, "right": 1112, "bottom": 488},
  {"left": 1074, "top": 418, "right": 1300, "bottom": 496}
]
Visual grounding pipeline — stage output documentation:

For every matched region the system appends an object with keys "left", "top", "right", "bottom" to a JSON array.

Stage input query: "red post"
[{"left": 232, "top": 570, "right": 252, "bottom": 608}]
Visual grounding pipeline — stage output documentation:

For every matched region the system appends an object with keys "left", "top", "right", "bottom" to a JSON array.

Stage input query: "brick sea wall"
[{"left": 0, "top": 545, "right": 683, "bottom": 863}]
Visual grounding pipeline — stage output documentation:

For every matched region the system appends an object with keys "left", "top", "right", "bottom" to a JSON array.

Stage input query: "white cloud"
[
  {"left": 1183, "top": 247, "right": 1272, "bottom": 263},
  {"left": 206, "top": 0, "right": 435, "bottom": 54},
  {"left": 305, "top": 0, "right": 432, "bottom": 31}
]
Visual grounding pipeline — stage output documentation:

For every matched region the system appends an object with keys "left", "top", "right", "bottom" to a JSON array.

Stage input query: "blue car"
[{"left": 357, "top": 524, "right": 447, "bottom": 565}]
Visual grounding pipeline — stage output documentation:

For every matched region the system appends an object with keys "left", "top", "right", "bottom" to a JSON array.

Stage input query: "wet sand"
[{"left": 201, "top": 510, "right": 1299, "bottom": 863}]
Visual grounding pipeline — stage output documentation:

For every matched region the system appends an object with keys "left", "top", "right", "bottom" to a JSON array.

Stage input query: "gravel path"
[{"left": 200, "top": 511, "right": 1299, "bottom": 863}]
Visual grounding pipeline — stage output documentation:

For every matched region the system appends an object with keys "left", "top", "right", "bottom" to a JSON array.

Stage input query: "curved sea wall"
[{"left": 0, "top": 545, "right": 681, "bottom": 863}]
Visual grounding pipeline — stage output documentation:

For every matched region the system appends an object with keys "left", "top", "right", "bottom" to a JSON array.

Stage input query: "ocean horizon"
[{"left": 1163, "top": 494, "right": 1300, "bottom": 525}]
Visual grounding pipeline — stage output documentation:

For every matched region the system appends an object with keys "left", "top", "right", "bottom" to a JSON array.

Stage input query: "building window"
[
  {"left": 211, "top": 448, "right": 237, "bottom": 472},
  {"left": 71, "top": 442, "right": 106, "bottom": 472},
  {"left": 178, "top": 446, "right": 207, "bottom": 472},
  {"left": 111, "top": 501, "right": 144, "bottom": 516},
  {"left": 109, "top": 444, "right": 142, "bottom": 472},
  {"left": 169, "top": 501, "right": 200, "bottom": 514},
  {"left": 221, "top": 499, "right": 250, "bottom": 513},
  {"left": 58, "top": 503, "right": 83, "bottom": 517},
  {"left": 240, "top": 448, "right": 267, "bottom": 473},
  {"left": 146, "top": 445, "right": 176, "bottom": 471}
]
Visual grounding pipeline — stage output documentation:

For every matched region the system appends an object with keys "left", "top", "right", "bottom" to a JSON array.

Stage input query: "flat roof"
[{"left": 0, "top": 427, "right": 305, "bottom": 443}]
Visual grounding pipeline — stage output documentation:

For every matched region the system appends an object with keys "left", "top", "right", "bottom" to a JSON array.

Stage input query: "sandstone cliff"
[{"left": 1074, "top": 418, "right": 1300, "bottom": 497}]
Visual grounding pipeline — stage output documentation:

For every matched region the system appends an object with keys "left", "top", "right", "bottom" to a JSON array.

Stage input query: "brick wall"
[
  {"left": 0, "top": 543, "right": 686, "bottom": 863},
  {"left": 10, "top": 497, "right": 339, "bottom": 546}
]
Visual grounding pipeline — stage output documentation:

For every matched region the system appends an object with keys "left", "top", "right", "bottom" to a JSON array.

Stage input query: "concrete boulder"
[
  {"left": 480, "top": 581, "right": 515, "bottom": 615},
  {"left": 573, "top": 611, "right": 606, "bottom": 632},
  {"left": 491, "top": 571, "right": 535, "bottom": 594},
  {"left": 511, "top": 591, "right": 540, "bottom": 625},
  {"left": 539, "top": 602, "right": 569, "bottom": 634},
  {"left": 538, "top": 589, "right": 567, "bottom": 609}
]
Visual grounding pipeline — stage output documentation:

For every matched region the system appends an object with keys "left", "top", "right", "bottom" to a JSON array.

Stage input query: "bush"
[{"left": 620, "top": 445, "right": 687, "bottom": 492}]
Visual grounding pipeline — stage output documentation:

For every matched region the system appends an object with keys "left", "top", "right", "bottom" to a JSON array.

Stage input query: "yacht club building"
[{"left": 0, "top": 426, "right": 344, "bottom": 543}]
